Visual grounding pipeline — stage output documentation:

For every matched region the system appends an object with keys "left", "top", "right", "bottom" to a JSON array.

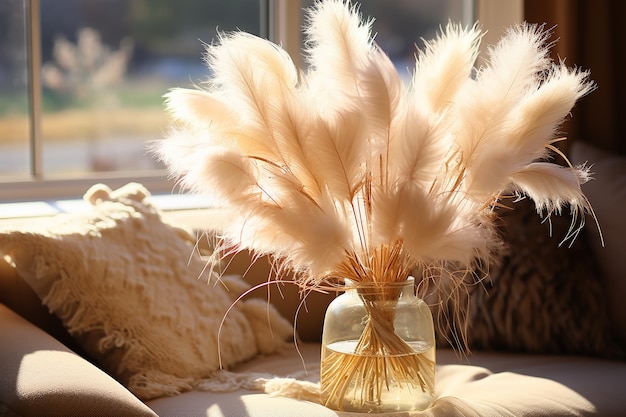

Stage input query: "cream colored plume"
[{"left": 155, "top": 1, "right": 594, "bottom": 289}]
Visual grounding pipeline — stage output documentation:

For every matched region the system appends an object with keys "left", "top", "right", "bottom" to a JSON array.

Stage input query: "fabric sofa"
[{"left": 1, "top": 140, "right": 625, "bottom": 417}]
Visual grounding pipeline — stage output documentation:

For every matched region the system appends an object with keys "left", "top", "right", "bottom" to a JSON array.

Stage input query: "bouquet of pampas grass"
[{"left": 155, "top": 0, "right": 594, "bottom": 409}]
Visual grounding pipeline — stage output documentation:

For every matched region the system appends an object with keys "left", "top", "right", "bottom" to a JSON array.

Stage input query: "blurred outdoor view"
[
  {"left": 0, "top": 0, "right": 260, "bottom": 178},
  {"left": 0, "top": 0, "right": 463, "bottom": 180},
  {"left": 301, "top": 0, "right": 465, "bottom": 80}
]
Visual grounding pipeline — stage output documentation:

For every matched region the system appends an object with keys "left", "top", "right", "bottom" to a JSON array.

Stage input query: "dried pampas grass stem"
[{"left": 156, "top": 0, "right": 595, "bottom": 409}]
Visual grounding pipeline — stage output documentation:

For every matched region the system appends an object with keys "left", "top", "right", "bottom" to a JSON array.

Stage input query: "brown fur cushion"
[{"left": 437, "top": 198, "right": 623, "bottom": 359}]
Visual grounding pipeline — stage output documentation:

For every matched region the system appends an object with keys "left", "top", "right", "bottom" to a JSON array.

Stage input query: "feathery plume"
[
  {"left": 156, "top": 0, "right": 593, "bottom": 327},
  {"left": 155, "top": 0, "right": 594, "bottom": 409}
]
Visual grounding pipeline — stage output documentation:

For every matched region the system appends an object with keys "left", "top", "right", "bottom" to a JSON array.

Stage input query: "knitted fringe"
[{"left": 194, "top": 370, "right": 321, "bottom": 403}]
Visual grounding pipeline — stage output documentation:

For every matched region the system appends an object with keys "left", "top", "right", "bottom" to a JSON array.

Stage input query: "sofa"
[{"left": 1, "top": 140, "right": 625, "bottom": 417}]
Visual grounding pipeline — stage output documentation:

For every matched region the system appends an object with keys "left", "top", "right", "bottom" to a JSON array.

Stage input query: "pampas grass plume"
[{"left": 155, "top": 1, "right": 595, "bottom": 344}]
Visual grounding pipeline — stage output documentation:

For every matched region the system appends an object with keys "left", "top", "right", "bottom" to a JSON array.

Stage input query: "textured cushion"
[
  {"left": 0, "top": 183, "right": 293, "bottom": 400},
  {"left": 460, "top": 197, "right": 621, "bottom": 358},
  {"left": 431, "top": 185, "right": 622, "bottom": 358},
  {"left": 147, "top": 342, "right": 626, "bottom": 417},
  {"left": 570, "top": 141, "right": 626, "bottom": 347},
  {"left": 0, "top": 303, "right": 157, "bottom": 417}
]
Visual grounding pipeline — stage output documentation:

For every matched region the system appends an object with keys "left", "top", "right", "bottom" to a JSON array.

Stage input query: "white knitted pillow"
[{"left": 0, "top": 183, "right": 293, "bottom": 400}]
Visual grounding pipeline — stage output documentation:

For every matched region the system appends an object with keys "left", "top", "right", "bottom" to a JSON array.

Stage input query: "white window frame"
[{"left": 2, "top": 0, "right": 521, "bottom": 203}]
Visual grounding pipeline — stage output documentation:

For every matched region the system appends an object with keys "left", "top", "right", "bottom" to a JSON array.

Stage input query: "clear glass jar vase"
[{"left": 320, "top": 277, "right": 435, "bottom": 413}]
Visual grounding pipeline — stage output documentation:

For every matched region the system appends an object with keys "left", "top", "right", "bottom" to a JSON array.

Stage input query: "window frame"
[{"left": 2, "top": 0, "right": 521, "bottom": 202}]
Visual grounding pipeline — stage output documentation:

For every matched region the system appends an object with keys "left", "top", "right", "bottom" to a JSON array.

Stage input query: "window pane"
[
  {"left": 301, "top": 0, "right": 466, "bottom": 81},
  {"left": 0, "top": 0, "right": 29, "bottom": 178},
  {"left": 360, "top": 0, "right": 465, "bottom": 79},
  {"left": 39, "top": 0, "right": 259, "bottom": 175}
]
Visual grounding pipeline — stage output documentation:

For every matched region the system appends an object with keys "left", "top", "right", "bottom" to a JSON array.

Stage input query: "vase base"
[
  {"left": 327, "top": 396, "right": 434, "bottom": 414},
  {"left": 321, "top": 340, "right": 435, "bottom": 413}
]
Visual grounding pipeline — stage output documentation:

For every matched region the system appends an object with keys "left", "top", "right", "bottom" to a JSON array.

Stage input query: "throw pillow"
[
  {"left": 432, "top": 196, "right": 623, "bottom": 359},
  {"left": 0, "top": 183, "right": 293, "bottom": 400},
  {"left": 467, "top": 198, "right": 620, "bottom": 357}
]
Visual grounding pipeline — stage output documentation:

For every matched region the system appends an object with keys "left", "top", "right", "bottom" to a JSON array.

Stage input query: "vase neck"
[{"left": 344, "top": 277, "right": 415, "bottom": 299}]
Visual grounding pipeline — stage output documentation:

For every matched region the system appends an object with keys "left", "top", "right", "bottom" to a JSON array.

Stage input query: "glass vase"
[{"left": 320, "top": 277, "right": 435, "bottom": 413}]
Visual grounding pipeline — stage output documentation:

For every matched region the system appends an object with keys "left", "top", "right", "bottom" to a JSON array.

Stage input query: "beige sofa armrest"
[
  {"left": 0, "top": 257, "right": 86, "bottom": 354},
  {"left": 0, "top": 303, "right": 157, "bottom": 417}
]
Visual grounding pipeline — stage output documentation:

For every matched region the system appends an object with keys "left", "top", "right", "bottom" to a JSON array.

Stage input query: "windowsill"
[
  {"left": 0, "top": 193, "right": 226, "bottom": 230},
  {"left": 0, "top": 193, "right": 207, "bottom": 219}
]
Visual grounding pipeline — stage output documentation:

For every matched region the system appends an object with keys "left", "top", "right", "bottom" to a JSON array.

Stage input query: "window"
[
  {"left": 0, "top": 0, "right": 519, "bottom": 203},
  {"left": 1, "top": 0, "right": 260, "bottom": 200}
]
